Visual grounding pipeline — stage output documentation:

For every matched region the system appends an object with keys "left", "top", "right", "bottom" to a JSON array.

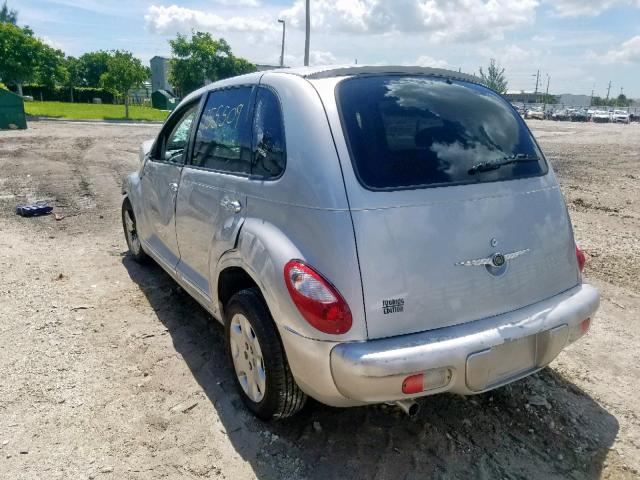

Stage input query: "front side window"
[
  {"left": 191, "top": 87, "right": 253, "bottom": 174},
  {"left": 337, "top": 76, "right": 547, "bottom": 190},
  {"left": 252, "top": 87, "right": 286, "bottom": 178},
  {"left": 157, "top": 103, "right": 198, "bottom": 165}
]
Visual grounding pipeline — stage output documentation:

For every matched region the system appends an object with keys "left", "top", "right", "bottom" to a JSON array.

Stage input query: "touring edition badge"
[{"left": 382, "top": 298, "right": 404, "bottom": 315}]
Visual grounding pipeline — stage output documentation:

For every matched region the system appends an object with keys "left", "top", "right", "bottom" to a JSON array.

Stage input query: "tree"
[
  {"left": 0, "top": 23, "right": 41, "bottom": 95},
  {"left": 78, "top": 50, "right": 111, "bottom": 87},
  {"left": 33, "top": 43, "right": 67, "bottom": 88},
  {"left": 0, "top": 1, "right": 17, "bottom": 25},
  {"left": 100, "top": 50, "right": 149, "bottom": 119},
  {"left": 63, "top": 56, "right": 83, "bottom": 101},
  {"left": 168, "top": 31, "right": 256, "bottom": 95},
  {"left": 615, "top": 93, "right": 631, "bottom": 108},
  {"left": 233, "top": 57, "right": 258, "bottom": 77},
  {"left": 479, "top": 58, "right": 508, "bottom": 94}
]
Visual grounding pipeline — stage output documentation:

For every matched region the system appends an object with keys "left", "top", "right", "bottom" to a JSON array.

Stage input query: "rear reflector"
[
  {"left": 576, "top": 246, "right": 586, "bottom": 272},
  {"left": 402, "top": 374, "right": 424, "bottom": 394},
  {"left": 402, "top": 368, "right": 453, "bottom": 394},
  {"left": 580, "top": 318, "right": 591, "bottom": 335}
]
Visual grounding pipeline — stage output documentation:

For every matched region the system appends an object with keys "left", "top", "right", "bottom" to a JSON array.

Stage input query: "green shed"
[
  {"left": 0, "top": 89, "right": 27, "bottom": 130},
  {"left": 151, "top": 90, "right": 177, "bottom": 111}
]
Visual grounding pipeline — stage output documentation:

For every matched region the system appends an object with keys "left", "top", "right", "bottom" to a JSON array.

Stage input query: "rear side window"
[
  {"left": 337, "top": 76, "right": 547, "bottom": 190},
  {"left": 252, "top": 87, "right": 286, "bottom": 178},
  {"left": 191, "top": 87, "right": 253, "bottom": 174}
]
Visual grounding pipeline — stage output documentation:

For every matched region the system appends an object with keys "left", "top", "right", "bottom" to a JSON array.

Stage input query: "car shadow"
[{"left": 123, "top": 256, "right": 618, "bottom": 480}]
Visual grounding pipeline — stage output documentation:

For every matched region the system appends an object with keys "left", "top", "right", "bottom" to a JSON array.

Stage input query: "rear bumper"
[{"left": 330, "top": 283, "right": 599, "bottom": 403}]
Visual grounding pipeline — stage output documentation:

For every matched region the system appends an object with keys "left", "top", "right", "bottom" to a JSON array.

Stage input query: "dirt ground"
[{"left": 0, "top": 119, "right": 638, "bottom": 480}]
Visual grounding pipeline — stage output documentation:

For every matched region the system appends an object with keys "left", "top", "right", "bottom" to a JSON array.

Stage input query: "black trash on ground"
[{"left": 15, "top": 203, "right": 53, "bottom": 217}]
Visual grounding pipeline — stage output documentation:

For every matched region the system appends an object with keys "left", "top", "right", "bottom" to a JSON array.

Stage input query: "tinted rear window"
[{"left": 337, "top": 76, "right": 547, "bottom": 190}]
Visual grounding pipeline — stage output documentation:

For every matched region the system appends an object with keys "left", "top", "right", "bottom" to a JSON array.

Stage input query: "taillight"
[
  {"left": 284, "top": 260, "right": 352, "bottom": 334},
  {"left": 576, "top": 246, "right": 586, "bottom": 272}
]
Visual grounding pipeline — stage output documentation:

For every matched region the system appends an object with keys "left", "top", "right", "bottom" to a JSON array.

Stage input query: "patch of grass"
[{"left": 25, "top": 101, "right": 169, "bottom": 122}]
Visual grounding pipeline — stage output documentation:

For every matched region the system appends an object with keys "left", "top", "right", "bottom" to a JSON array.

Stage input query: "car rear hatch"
[{"left": 333, "top": 75, "right": 581, "bottom": 340}]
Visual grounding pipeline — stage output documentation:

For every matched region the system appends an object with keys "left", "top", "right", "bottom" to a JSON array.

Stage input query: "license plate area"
[{"left": 465, "top": 325, "right": 568, "bottom": 392}]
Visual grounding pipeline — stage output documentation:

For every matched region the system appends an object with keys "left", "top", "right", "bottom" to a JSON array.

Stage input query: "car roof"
[
  {"left": 178, "top": 65, "right": 482, "bottom": 110},
  {"left": 275, "top": 65, "right": 481, "bottom": 84}
]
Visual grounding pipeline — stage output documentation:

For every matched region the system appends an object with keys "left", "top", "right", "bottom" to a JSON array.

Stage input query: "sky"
[{"left": 15, "top": 0, "right": 640, "bottom": 97}]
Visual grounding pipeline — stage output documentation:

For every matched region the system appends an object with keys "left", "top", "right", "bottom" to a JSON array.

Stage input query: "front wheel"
[
  {"left": 122, "top": 198, "right": 148, "bottom": 263},
  {"left": 225, "top": 288, "right": 307, "bottom": 420}
]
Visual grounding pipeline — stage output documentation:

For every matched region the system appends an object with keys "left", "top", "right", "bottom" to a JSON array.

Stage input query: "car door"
[
  {"left": 139, "top": 101, "right": 198, "bottom": 268},
  {"left": 175, "top": 86, "right": 255, "bottom": 301}
]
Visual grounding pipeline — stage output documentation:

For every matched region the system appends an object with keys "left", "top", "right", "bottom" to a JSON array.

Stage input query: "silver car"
[{"left": 122, "top": 66, "right": 599, "bottom": 420}]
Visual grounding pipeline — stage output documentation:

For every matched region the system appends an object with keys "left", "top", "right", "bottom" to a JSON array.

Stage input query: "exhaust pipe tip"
[{"left": 395, "top": 400, "right": 420, "bottom": 417}]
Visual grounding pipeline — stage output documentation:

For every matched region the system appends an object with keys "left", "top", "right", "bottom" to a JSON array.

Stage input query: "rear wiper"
[{"left": 468, "top": 154, "right": 540, "bottom": 175}]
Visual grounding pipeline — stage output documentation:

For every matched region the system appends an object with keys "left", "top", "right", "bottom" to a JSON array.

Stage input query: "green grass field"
[{"left": 25, "top": 101, "right": 169, "bottom": 122}]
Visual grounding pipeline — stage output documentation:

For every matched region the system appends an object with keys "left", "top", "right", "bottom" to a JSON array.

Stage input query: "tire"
[
  {"left": 121, "top": 198, "right": 149, "bottom": 264},
  {"left": 225, "top": 288, "right": 307, "bottom": 420}
]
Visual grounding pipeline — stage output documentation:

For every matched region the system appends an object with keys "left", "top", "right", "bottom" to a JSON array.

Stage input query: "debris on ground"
[{"left": 15, "top": 202, "right": 53, "bottom": 217}]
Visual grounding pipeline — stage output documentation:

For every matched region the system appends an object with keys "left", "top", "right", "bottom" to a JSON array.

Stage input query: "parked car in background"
[
  {"left": 525, "top": 107, "right": 544, "bottom": 120},
  {"left": 570, "top": 109, "right": 589, "bottom": 122},
  {"left": 612, "top": 110, "right": 630, "bottom": 124},
  {"left": 551, "top": 109, "right": 570, "bottom": 121},
  {"left": 122, "top": 66, "right": 599, "bottom": 420},
  {"left": 592, "top": 110, "right": 611, "bottom": 123},
  {"left": 511, "top": 103, "right": 526, "bottom": 116}
]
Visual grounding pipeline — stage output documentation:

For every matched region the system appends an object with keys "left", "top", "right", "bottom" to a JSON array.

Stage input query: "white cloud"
[
  {"left": 547, "top": 0, "right": 640, "bottom": 17},
  {"left": 411, "top": 55, "right": 449, "bottom": 69},
  {"left": 40, "top": 36, "right": 66, "bottom": 51},
  {"left": 280, "top": 50, "right": 345, "bottom": 66},
  {"left": 213, "top": 0, "right": 261, "bottom": 6},
  {"left": 145, "top": 5, "right": 274, "bottom": 35},
  {"left": 310, "top": 50, "right": 338, "bottom": 65},
  {"left": 279, "top": 0, "right": 539, "bottom": 42},
  {"left": 596, "top": 35, "right": 640, "bottom": 63},
  {"left": 478, "top": 45, "right": 542, "bottom": 65}
]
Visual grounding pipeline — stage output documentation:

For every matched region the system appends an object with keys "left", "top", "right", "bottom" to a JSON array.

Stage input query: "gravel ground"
[{"left": 0, "top": 119, "right": 638, "bottom": 480}]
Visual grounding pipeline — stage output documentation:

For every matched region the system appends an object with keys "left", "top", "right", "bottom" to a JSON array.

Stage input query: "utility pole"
[
  {"left": 606, "top": 80, "right": 612, "bottom": 102},
  {"left": 534, "top": 70, "right": 540, "bottom": 95},
  {"left": 545, "top": 75, "right": 550, "bottom": 97},
  {"left": 543, "top": 74, "right": 551, "bottom": 114},
  {"left": 304, "top": 0, "right": 310, "bottom": 66},
  {"left": 278, "top": 19, "right": 286, "bottom": 67}
]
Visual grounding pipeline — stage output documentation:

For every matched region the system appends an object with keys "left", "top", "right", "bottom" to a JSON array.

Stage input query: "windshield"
[{"left": 336, "top": 75, "right": 548, "bottom": 190}]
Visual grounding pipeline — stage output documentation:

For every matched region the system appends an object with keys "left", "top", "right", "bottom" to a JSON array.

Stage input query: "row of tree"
[
  {"left": 591, "top": 94, "right": 633, "bottom": 108},
  {"left": 0, "top": 21, "right": 149, "bottom": 116},
  {"left": 0, "top": 1, "right": 257, "bottom": 117}
]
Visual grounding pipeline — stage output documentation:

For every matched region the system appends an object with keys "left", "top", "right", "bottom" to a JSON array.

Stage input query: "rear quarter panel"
[{"left": 215, "top": 72, "right": 367, "bottom": 342}]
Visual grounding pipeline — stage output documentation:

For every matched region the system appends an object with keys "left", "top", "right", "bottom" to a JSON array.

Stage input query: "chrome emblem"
[
  {"left": 492, "top": 253, "right": 506, "bottom": 267},
  {"left": 490, "top": 238, "right": 498, "bottom": 248},
  {"left": 455, "top": 249, "right": 530, "bottom": 267}
]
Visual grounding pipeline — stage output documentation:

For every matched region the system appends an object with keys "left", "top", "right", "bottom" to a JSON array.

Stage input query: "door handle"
[
  {"left": 220, "top": 197, "right": 242, "bottom": 213},
  {"left": 169, "top": 182, "right": 179, "bottom": 193}
]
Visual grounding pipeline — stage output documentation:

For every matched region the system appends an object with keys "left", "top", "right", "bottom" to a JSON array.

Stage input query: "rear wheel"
[
  {"left": 225, "top": 288, "right": 307, "bottom": 420},
  {"left": 122, "top": 198, "right": 148, "bottom": 263}
]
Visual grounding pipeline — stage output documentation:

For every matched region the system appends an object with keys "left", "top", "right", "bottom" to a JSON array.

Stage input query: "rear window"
[{"left": 336, "top": 76, "right": 547, "bottom": 190}]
